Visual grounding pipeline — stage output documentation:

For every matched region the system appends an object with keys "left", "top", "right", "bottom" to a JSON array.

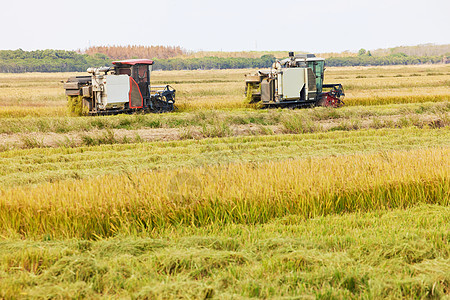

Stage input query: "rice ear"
[{"left": 67, "top": 95, "right": 87, "bottom": 116}]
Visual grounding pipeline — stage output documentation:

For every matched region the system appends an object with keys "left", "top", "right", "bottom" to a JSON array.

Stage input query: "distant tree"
[
  {"left": 84, "top": 45, "right": 187, "bottom": 60},
  {"left": 0, "top": 49, "right": 446, "bottom": 73},
  {"left": 358, "top": 48, "right": 367, "bottom": 56}
]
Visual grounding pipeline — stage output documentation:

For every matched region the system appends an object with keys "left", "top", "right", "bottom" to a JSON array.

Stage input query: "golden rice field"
[
  {"left": 0, "top": 64, "right": 449, "bottom": 116},
  {"left": 0, "top": 64, "right": 449, "bottom": 298}
]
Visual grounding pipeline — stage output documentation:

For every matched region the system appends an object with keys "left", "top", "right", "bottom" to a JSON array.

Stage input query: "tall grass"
[{"left": 0, "top": 148, "right": 447, "bottom": 239}]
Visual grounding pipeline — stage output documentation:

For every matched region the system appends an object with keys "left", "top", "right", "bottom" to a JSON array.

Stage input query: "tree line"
[
  {"left": 153, "top": 55, "right": 277, "bottom": 70},
  {"left": 84, "top": 45, "right": 186, "bottom": 60},
  {"left": 326, "top": 52, "right": 445, "bottom": 67},
  {"left": 0, "top": 49, "right": 447, "bottom": 73},
  {"left": 370, "top": 43, "right": 450, "bottom": 57},
  {"left": 0, "top": 49, "right": 110, "bottom": 73},
  {"left": 0, "top": 50, "right": 278, "bottom": 72}
]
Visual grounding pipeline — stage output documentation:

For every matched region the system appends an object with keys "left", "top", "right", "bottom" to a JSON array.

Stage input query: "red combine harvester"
[{"left": 63, "top": 59, "right": 175, "bottom": 115}]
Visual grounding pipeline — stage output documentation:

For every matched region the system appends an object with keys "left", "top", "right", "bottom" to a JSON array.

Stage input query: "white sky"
[{"left": 1, "top": 0, "right": 449, "bottom": 53}]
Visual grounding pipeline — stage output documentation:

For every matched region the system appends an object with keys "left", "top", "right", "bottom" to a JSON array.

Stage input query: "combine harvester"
[
  {"left": 63, "top": 59, "right": 176, "bottom": 115},
  {"left": 245, "top": 52, "right": 345, "bottom": 108},
  {"left": 63, "top": 53, "right": 343, "bottom": 115}
]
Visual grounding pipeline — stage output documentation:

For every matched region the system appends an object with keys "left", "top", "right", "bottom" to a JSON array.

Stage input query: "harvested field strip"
[
  {"left": 161, "top": 77, "right": 450, "bottom": 89},
  {"left": 0, "top": 101, "right": 447, "bottom": 134},
  {"left": 337, "top": 77, "right": 450, "bottom": 90},
  {"left": 0, "top": 127, "right": 448, "bottom": 187},
  {"left": 0, "top": 147, "right": 448, "bottom": 239},
  {"left": 345, "top": 95, "right": 449, "bottom": 107},
  {"left": 169, "top": 94, "right": 450, "bottom": 111},
  {"left": 0, "top": 106, "right": 65, "bottom": 118},
  {"left": 0, "top": 111, "right": 447, "bottom": 151}
]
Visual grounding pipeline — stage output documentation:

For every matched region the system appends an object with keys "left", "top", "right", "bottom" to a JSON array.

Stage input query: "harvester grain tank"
[
  {"left": 245, "top": 52, "right": 345, "bottom": 108},
  {"left": 63, "top": 59, "right": 175, "bottom": 115}
]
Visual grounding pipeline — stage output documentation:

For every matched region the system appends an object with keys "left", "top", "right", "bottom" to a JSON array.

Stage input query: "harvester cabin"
[{"left": 112, "top": 59, "right": 153, "bottom": 100}]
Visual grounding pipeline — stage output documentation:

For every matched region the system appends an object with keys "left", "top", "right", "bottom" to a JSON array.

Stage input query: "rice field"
[
  {"left": 0, "top": 64, "right": 449, "bottom": 298},
  {"left": 0, "top": 64, "right": 449, "bottom": 116}
]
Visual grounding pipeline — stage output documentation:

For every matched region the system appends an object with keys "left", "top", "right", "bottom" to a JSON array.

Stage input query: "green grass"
[{"left": 0, "top": 205, "right": 448, "bottom": 299}]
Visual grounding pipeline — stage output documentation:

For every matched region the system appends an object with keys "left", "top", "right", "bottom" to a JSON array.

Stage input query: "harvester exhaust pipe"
[{"left": 87, "top": 67, "right": 111, "bottom": 75}]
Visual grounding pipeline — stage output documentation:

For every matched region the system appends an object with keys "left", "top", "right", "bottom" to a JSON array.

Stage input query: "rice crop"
[
  {"left": 0, "top": 65, "right": 449, "bottom": 298},
  {"left": 0, "top": 204, "right": 448, "bottom": 299},
  {"left": 0, "top": 147, "right": 448, "bottom": 239},
  {"left": 67, "top": 95, "right": 87, "bottom": 116}
]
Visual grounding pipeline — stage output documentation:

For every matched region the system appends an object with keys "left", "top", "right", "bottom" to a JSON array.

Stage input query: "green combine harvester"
[{"left": 245, "top": 52, "right": 345, "bottom": 108}]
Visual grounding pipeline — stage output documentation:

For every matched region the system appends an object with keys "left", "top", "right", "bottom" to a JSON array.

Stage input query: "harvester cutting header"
[
  {"left": 245, "top": 52, "right": 345, "bottom": 108},
  {"left": 63, "top": 59, "right": 175, "bottom": 115}
]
